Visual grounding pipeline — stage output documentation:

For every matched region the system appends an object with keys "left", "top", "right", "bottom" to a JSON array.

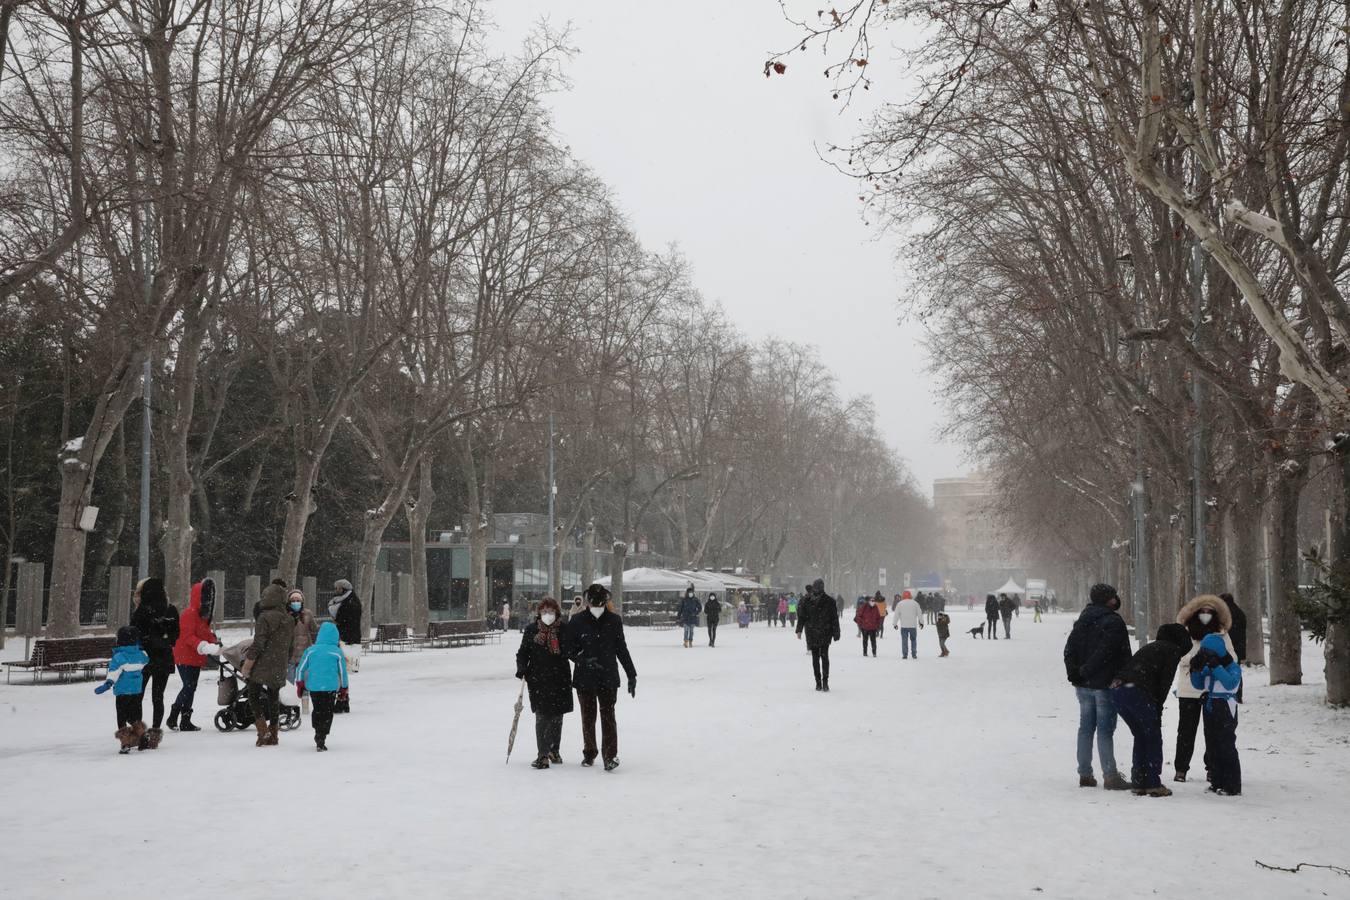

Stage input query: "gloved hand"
[
  {"left": 1189, "top": 650, "right": 1217, "bottom": 673},
  {"left": 515, "top": 670, "right": 524, "bottom": 680},
  {"left": 628, "top": 679, "right": 636, "bottom": 698},
  {"left": 94, "top": 682, "right": 111, "bottom": 694},
  {"left": 296, "top": 681, "right": 306, "bottom": 696},
  {"left": 833, "top": 634, "right": 839, "bottom": 642},
  {"left": 1216, "top": 653, "right": 1234, "bottom": 667}
]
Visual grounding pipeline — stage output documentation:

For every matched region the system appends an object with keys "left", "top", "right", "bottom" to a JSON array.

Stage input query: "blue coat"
[
  {"left": 295, "top": 622, "right": 349, "bottom": 693},
  {"left": 105, "top": 644, "right": 149, "bottom": 696},
  {"left": 1189, "top": 632, "right": 1242, "bottom": 701},
  {"left": 678, "top": 595, "right": 701, "bottom": 625}
]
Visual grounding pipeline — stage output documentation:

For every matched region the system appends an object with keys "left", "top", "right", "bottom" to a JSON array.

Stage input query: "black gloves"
[
  {"left": 1190, "top": 650, "right": 1219, "bottom": 673},
  {"left": 1216, "top": 653, "right": 1234, "bottom": 667},
  {"left": 515, "top": 670, "right": 524, "bottom": 680},
  {"left": 628, "top": 679, "right": 636, "bottom": 698}
]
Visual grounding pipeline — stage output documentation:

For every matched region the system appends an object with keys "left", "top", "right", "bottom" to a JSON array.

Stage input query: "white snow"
[
  {"left": 61, "top": 436, "right": 85, "bottom": 454},
  {"left": 1, "top": 609, "right": 1347, "bottom": 899}
]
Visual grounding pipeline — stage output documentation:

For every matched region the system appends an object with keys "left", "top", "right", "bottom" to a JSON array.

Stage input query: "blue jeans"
[
  {"left": 172, "top": 664, "right": 201, "bottom": 713},
  {"left": 1110, "top": 684, "right": 1162, "bottom": 788},
  {"left": 683, "top": 622, "right": 695, "bottom": 642},
  {"left": 900, "top": 627, "right": 917, "bottom": 657},
  {"left": 1075, "top": 687, "right": 1119, "bottom": 778}
]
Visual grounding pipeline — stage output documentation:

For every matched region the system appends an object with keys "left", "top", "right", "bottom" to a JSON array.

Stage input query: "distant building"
[{"left": 932, "top": 473, "right": 1024, "bottom": 596}]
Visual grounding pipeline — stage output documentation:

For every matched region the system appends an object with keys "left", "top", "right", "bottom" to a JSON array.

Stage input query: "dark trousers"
[
  {"left": 247, "top": 682, "right": 280, "bottom": 727},
  {"left": 1174, "top": 696, "right": 1209, "bottom": 775},
  {"left": 141, "top": 666, "right": 171, "bottom": 727},
  {"left": 1001, "top": 613, "right": 1012, "bottom": 639},
  {"left": 115, "top": 694, "right": 143, "bottom": 728},
  {"left": 861, "top": 630, "right": 877, "bottom": 655},
  {"left": 1110, "top": 684, "right": 1163, "bottom": 788},
  {"left": 535, "top": 713, "right": 564, "bottom": 759},
  {"left": 172, "top": 665, "right": 201, "bottom": 714},
  {"left": 1202, "top": 700, "right": 1241, "bottom": 794},
  {"left": 707, "top": 621, "right": 718, "bottom": 646},
  {"left": 810, "top": 644, "right": 831, "bottom": 685},
  {"left": 938, "top": 635, "right": 949, "bottom": 655},
  {"left": 987, "top": 615, "right": 999, "bottom": 638},
  {"left": 577, "top": 687, "right": 618, "bottom": 762},
  {"left": 310, "top": 691, "right": 336, "bottom": 742}
]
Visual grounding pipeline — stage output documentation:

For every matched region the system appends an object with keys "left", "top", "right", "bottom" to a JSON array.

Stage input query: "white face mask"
[
  {"left": 541, "top": 612, "right": 557, "bottom": 626},
  {"left": 589, "top": 606, "right": 605, "bottom": 618},
  {"left": 1198, "top": 612, "right": 1213, "bottom": 625}
]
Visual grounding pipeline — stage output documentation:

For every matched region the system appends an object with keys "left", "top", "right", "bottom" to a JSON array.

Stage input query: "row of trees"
[
  {"left": 773, "top": 0, "right": 1350, "bottom": 704},
  {"left": 0, "top": 0, "right": 938, "bottom": 638}
]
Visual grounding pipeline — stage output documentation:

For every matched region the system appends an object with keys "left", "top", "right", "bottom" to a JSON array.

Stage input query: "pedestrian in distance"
[
  {"left": 985, "top": 594, "right": 1000, "bottom": 640},
  {"left": 875, "top": 594, "right": 888, "bottom": 639},
  {"left": 796, "top": 579, "right": 841, "bottom": 691},
  {"left": 678, "top": 586, "right": 701, "bottom": 648},
  {"left": 1109, "top": 623, "right": 1193, "bottom": 796},
  {"left": 777, "top": 595, "right": 788, "bottom": 627},
  {"left": 787, "top": 593, "right": 799, "bottom": 629},
  {"left": 1188, "top": 633, "right": 1243, "bottom": 796},
  {"left": 129, "top": 577, "right": 179, "bottom": 749},
  {"left": 243, "top": 582, "right": 296, "bottom": 747},
  {"left": 95, "top": 625, "right": 150, "bottom": 754},
  {"left": 515, "top": 597, "right": 573, "bottom": 769},
  {"left": 998, "top": 593, "right": 1016, "bottom": 639},
  {"left": 935, "top": 611, "right": 951, "bottom": 657},
  {"left": 737, "top": 598, "right": 751, "bottom": 628},
  {"left": 169, "top": 577, "right": 222, "bottom": 732},
  {"left": 1063, "top": 583, "right": 1133, "bottom": 791},
  {"left": 854, "top": 593, "right": 882, "bottom": 656},
  {"left": 704, "top": 592, "right": 722, "bottom": 646},
  {"left": 295, "top": 621, "right": 349, "bottom": 752},
  {"left": 567, "top": 584, "right": 636, "bottom": 772},
  {"left": 1172, "top": 595, "right": 1238, "bottom": 783},
  {"left": 893, "top": 590, "right": 923, "bottom": 659}
]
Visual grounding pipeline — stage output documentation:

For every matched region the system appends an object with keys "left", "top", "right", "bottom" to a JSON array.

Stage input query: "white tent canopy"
[
  {"left": 681, "top": 570, "right": 761, "bottom": 591},
  {"left": 595, "top": 567, "right": 724, "bottom": 594},
  {"left": 994, "top": 578, "right": 1025, "bottom": 596}
]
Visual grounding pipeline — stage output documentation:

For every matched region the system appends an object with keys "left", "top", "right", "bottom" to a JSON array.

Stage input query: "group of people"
[
  {"left": 852, "top": 590, "right": 953, "bottom": 658},
  {"left": 514, "top": 584, "right": 638, "bottom": 771},
  {"left": 96, "top": 576, "right": 364, "bottom": 753},
  {"left": 1064, "top": 584, "right": 1245, "bottom": 797},
  {"left": 982, "top": 593, "right": 1023, "bottom": 639}
]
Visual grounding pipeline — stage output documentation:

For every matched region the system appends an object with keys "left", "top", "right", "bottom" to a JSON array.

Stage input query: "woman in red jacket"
[
  {"left": 169, "top": 578, "right": 223, "bottom": 731},
  {"left": 854, "top": 593, "right": 883, "bottom": 657}
]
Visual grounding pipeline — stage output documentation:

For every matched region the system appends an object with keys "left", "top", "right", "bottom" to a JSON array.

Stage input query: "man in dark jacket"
[
  {"left": 703, "top": 593, "right": 721, "bottom": 647},
  {"left": 1109, "top": 623, "right": 1192, "bottom": 796},
  {"left": 244, "top": 583, "right": 296, "bottom": 746},
  {"left": 1063, "top": 583, "right": 1132, "bottom": 790},
  {"left": 678, "top": 587, "right": 701, "bottom": 649},
  {"left": 796, "top": 579, "right": 841, "bottom": 691},
  {"left": 998, "top": 593, "right": 1016, "bottom": 638},
  {"left": 329, "top": 579, "right": 363, "bottom": 711},
  {"left": 567, "top": 584, "right": 637, "bottom": 771}
]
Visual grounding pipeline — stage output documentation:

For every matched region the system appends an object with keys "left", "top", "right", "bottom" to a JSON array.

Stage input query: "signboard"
[{"left": 878, "top": 568, "right": 887, "bottom": 587}]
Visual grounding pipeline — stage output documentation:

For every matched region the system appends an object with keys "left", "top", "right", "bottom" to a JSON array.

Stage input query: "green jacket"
[{"left": 246, "top": 584, "right": 296, "bottom": 687}]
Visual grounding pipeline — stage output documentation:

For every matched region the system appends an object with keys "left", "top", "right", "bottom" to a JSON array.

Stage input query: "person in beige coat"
[
  {"left": 286, "top": 588, "right": 320, "bottom": 714},
  {"left": 1172, "top": 594, "right": 1237, "bottom": 783}
]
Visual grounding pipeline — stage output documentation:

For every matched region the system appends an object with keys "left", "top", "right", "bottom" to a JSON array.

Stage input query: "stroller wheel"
[
  {"left": 214, "top": 709, "right": 234, "bottom": 732},
  {"left": 282, "top": 707, "right": 301, "bottom": 731}
]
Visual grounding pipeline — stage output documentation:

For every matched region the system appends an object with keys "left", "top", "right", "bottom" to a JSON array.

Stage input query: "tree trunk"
[
  {"left": 468, "top": 511, "right": 487, "bottom": 621},
  {"left": 1267, "top": 468, "right": 1305, "bottom": 685},
  {"left": 276, "top": 452, "right": 321, "bottom": 586},
  {"left": 581, "top": 522, "right": 595, "bottom": 590},
  {"left": 89, "top": 422, "right": 128, "bottom": 597},
  {"left": 405, "top": 458, "right": 433, "bottom": 635},
  {"left": 160, "top": 313, "right": 206, "bottom": 605},
  {"left": 1324, "top": 444, "right": 1350, "bottom": 705},
  {"left": 1231, "top": 486, "right": 1265, "bottom": 665}
]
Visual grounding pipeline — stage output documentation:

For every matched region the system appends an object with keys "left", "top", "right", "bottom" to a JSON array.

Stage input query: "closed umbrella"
[{"left": 505, "top": 679, "right": 526, "bottom": 764}]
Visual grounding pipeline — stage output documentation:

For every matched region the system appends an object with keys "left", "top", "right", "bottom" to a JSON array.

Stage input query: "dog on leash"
[{"left": 968, "top": 623, "right": 985, "bottom": 639}]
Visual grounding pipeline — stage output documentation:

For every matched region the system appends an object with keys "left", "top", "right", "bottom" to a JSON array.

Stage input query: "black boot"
[
  {"left": 178, "top": 709, "right": 201, "bottom": 732},
  {"left": 315, "top": 733, "right": 328, "bottom": 752},
  {"left": 822, "top": 677, "right": 830, "bottom": 692},
  {"left": 167, "top": 705, "right": 180, "bottom": 731}
]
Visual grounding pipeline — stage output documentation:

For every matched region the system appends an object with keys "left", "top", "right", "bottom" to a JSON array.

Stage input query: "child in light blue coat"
[
  {"left": 295, "top": 621, "right": 349, "bottom": 751},
  {"left": 94, "top": 626, "right": 150, "bottom": 753},
  {"left": 1188, "top": 632, "right": 1242, "bottom": 795}
]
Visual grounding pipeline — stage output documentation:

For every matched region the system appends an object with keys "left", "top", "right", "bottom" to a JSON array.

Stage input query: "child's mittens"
[{"left": 94, "top": 682, "right": 111, "bottom": 694}]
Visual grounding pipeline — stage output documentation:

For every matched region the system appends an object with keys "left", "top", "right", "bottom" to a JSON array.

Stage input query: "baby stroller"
[{"left": 214, "top": 639, "right": 301, "bottom": 733}]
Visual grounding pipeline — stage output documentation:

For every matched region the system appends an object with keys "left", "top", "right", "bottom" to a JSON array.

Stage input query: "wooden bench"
[
  {"left": 4, "top": 636, "right": 117, "bottom": 684},
  {"left": 365, "top": 623, "right": 420, "bottom": 653},
  {"left": 425, "top": 620, "right": 501, "bottom": 648}
]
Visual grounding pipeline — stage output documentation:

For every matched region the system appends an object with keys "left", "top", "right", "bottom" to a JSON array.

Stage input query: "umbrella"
[{"left": 505, "top": 679, "right": 526, "bottom": 764}]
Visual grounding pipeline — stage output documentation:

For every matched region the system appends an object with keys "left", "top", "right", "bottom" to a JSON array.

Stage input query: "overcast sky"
[{"left": 488, "top": 1, "right": 969, "bottom": 496}]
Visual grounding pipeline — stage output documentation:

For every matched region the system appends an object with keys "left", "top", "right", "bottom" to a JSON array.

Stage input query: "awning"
[
  {"left": 680, "top": 570, "right": 762, "bottom": 590},
  {"left": 595, "top": 567, "right": 725, "bottom": 594}
]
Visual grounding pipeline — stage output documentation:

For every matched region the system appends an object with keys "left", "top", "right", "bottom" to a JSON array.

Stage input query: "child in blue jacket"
[
  {"left": 1188, "top": 632, "right": 1242, "bottom": 795},
  {"left": 295, "top": 621, "right": 349, "bottom": 751},
  {"left": 94, "top": 626, "right": 150, "bottom": 753}
]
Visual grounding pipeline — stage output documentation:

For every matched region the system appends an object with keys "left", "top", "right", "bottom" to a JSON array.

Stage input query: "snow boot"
[
  {"left": 178, "top": 710, "right": 201, "bottom": 732},
  {"left": 145, "top": 727, "right": 164, "bottom": 750},
  {"left": 1079, "top": 774, "right": 1098, "bottom": 788},
  {"left": 548, "top": 751, "right": 563, "bottom": 764},
  {"left": 1173, "top": 770, "right": 1187, "bottom": 783},
  {"left": 265, "top": 722, "right": 280, "bottom": 746},
  {"left": 531, "top": 757, "right": 550, "bottom": 770},
  {"left": 315, "top": 733, "right": 328, "bottom": 752},
  {"left": 1135, "top": 785, "right": 1173, "bottom": 797},
  {"left": 603, "top": 758, "right": 620, "bottom": 772},
  {"left": 115, "top": 726, "right": 135, "bottom": 754},
  {"left": 254, "top": 717, "right": 268, "bottom": 747},
  {"left": 822, "top": 679, "right": 830, "bottom": 693},
  {"left": 132, "top": 721, "right": 149, "bottom": 751},
  {"left": 1102, "top": 772, "right": 1132, "bottom": 791},
  {"left": 581, "top": 758, "right": 595, "bottom": 767},
  {"left": 167, "top": 705, "right": 180, "bottom": 731}
]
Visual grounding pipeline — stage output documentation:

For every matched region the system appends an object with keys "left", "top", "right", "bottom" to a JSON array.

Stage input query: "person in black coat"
[
  {"left": 704, "top": 593, "right": 721, "bottom": 647},
  {"left": 328, "top": 579, "right": 363, "bottom": 711},
  {"left": 997, "top": 593, "right": 1016, "bottom": 638},
  {"left": 1062, "top": 583, "right": 1133, "bottom": 790},
  {"left": 516, "top": 597, "right": 573, "bottom": 769},
  {"left": 796, "top": 578, "right": 841, "bottom": 691},
  {"left": 984, "top": 594, "right": 1000, "bottom": 639},
  {"left": 1109, "top": 623, "right": 1192, "bottom": 795},
  {"left": 678, "top": 586, "right": 701, "bottom": 648},
  {"left": 566, "top": 584, "right": 637, "bottom": 771},
  {"left": 1218, "top": 592, "right": 1248, "bottom": 663},
  {"left": 129, "top": 577, "right": 179, "bottom": 745}
]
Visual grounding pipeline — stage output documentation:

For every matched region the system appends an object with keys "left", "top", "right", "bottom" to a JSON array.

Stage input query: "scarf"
[{"left": 534, "top": 620, "right": 561, "bottom": 655}]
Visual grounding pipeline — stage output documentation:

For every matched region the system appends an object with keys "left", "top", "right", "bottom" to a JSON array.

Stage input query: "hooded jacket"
[
  {"left": 173, "top": 579, "right": 221, "bottom": 668},
  {"left": 130, "top": 579, "right": 180, "bottom": 677},
  {"left": 295, "top": 622, "right": 349, "bottom": 694},
  {"left": 678, "top": 592, "right": 701, "bottom": 626},
  {"left": 1188, "top": 632, "right": 1242, "bottom": 703},
  {"left": 105, "top": 641, "right": 150, "bottom": 696},
  {"left": 998, "top": 595, "right": 1017, "bottom": 617},
  {"left": 1174, "top": 595, "right": 1237, "bottom": 699},
  {"left": 895, "top": 597, "right": 922, "bottom": 629},
  {"left": 245, "top": 584, "right": 296, "bottom": 688},
  {"left": 1063, "top": 602, "right": 1131, "bottom": 689},
  {"left": 1114, "top": 623, "right": 1193, "bottom": 708},
  {"left": 935, "top": 613, "right": 951, "bottom": 638}
]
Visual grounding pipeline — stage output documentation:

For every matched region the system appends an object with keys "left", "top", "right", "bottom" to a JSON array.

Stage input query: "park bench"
[
  {"left": 4, "top": 636, "right": 117, "bottom": 684},
  {"left": 424, "top": 620, "right": 501, "bottom": 648},
  {"left": 366, "top": 623, "right": 419, "bottom": 653}
]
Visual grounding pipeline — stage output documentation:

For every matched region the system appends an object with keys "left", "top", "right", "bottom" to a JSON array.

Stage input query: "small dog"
[{"left": 968, "top": 623, "right": 985, "bottom": 639}]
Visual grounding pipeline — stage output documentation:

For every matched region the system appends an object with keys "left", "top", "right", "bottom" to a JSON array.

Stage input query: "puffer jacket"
[
  {"left": 985, "top": 596, "right": 999, "bottom": 618},
  {"left": 678, "top": 594, "right": 701, "bottom": 625},
  {"left": 1189, "top": 632, "right": 1242, "bottom": 704},
  {"left": 245, "top": 585, "right": 295, "bottom": 688},
  {"left": 295, "top": 622, "right": 349, "bottom": 694},
  {"left": 1063, "top": 602, "right": 1131, "bottom": 689},
  {"left": 935, "top": 613, "right": 951, "bottom": 638},
  {"left": 1174, "top": 595, "right": 1237, "bottom": 699},
  {"left": 290, "top": 608, "right": 320, "bottom": 665},
  {"left": 105, "top": 643, "right": 149, "bottom": 696},
  {"left": 1114, "top": 624, "right": 1192, "bottom": 708},
  {"left": 173, "top": 579, "right": 220, "bottom": 668},
  {"left": 854, "top": 602, "right": 882, "bottom": 632},
  {"left": 131, "top": 585, "right": 180, "bottom": 678}
]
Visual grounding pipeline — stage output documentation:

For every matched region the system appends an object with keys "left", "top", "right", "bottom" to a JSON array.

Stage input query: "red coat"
[
  {"left": 174, "top": 580, "right": 220, "bottom": 668},
  {"left": 854, "top": 603, "right": 882, "bottom": 632}
]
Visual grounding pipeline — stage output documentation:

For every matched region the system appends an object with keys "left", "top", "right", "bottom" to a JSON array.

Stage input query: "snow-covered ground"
[{"left": 2, "top": 608, "right": 1347, "bottom": 899}]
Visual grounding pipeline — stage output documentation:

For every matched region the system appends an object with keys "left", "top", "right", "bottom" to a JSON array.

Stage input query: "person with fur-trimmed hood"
[
  {"left": 1171, "top": 594, "right": 1238, "bottom": 783},
  {"left": 243, "top": 583, "right": 295, "bottom": 746},
  {"left": 169, "top": 578, "right": 222, "bottom": 732},
  {"left": 95, "top": 626, "right": 150, "bottom": 754},
  {"left": 129, "top": 577, "right": 179, "bottom": 749}
]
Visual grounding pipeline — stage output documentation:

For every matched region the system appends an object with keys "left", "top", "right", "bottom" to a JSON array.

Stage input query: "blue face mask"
[{"left": 289, "top": 601, "right": 302, "bottom": 612}]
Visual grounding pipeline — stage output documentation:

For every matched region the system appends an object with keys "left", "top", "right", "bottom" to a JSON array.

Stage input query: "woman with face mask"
[
  {"left": 515, "top": 597, "right": 573, "bottom": 769},
  {"left": 1172, "top": 594, "right": 1236, "bottom": 783},
  {"left": 287, "top": 589, "right": 320, "bottom": 715},
  {"left": 565, "top": 584, "right": 637, "bottom": 771}
]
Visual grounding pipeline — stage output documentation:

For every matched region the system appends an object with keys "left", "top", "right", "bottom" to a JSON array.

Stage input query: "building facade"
[{"left": 932, "top": 473, "right": 1025, "bottom": 597}]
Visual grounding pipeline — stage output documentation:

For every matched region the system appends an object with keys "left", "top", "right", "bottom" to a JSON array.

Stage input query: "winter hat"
[
  {"left": 811, "top": 578, "right": 825, "bottom": 592},
  {"left": 116, "top": 625, "right": 141, "bottom": 646},
  {"left": 585, "top": 583, "right": 611, "bottom": 605},
  {"left": 902, "top": 590, "right": 912, "bottom": 600},
  {"left": 1089, "top": 583, "right": 1119, "bottom": 606},
  {"left": 334, "top": 578, "right": 353, "bottom": 593},
  {"left": 1155, "top": 623, "right": 1191, "bottom": 651}
]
